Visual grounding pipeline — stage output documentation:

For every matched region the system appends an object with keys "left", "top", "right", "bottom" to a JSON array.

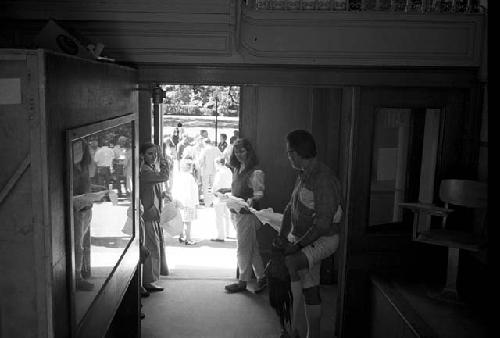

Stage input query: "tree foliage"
[{"left": 161, "top": 85, "right": 240, "bottom": 117}]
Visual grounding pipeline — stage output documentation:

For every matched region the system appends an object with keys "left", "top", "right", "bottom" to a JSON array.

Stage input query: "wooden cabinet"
[{"left": 0, "top": 49, "right": 139, "bottom": 338}]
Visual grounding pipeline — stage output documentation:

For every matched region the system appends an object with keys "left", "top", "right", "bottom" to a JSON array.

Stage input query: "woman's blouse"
[{"left": 231, "top": 166, "right": 265, "bottom": 202}]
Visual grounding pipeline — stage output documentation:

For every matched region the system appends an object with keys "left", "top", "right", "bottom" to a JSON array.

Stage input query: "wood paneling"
[
  {"left": 0, "top": 49, "right": 139, "bottom": 338},
  {"left": 241, "top": 86, "right": 312, "bottom": 212},
  {"left": 238, "top": 9, "right": 483, "bottom": 67},
  {"left": 138, "top": 65, "right": 478, "bottom": 88},
  {"left": 0, "top": 52, "right": 44, "bottom": 337},
  {"left": 369, "top": 276, "right": 437, "bottom": 338},
  {"left": 339, "top": 86, "right": 477, "bottom": 337},
  {"left": 1, "top": 1, "right": 486, "bottom": 67}
]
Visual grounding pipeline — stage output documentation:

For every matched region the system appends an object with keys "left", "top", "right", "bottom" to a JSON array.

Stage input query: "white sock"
[
  {"left": 290, "top": 280, "right": 303, "bottom": 335},
  {"left": 305, "top": 304, "right": 321, "bottom": 338}
]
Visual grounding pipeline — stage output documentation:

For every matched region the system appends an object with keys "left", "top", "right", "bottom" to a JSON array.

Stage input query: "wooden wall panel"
[
  {"left": 241, "top": 86, "right": 312, "bottom": 212},
  {"left": 1, "top": 1, "right": 486, "bottom": 67},
  {"left": 138, "top": 65, "right": 478, "bottom": 88},
  {"left": 0, "top": 54, "right": 40, "bottom": 337},
  {"left": 41, "top": 51, "right": 138, "bottom": 338},
  {"left": 240, "top": 11, "right": 483, "bottom": 67},
  {"left": 240, "top": 86, "right": 344, "bottom": 213}
]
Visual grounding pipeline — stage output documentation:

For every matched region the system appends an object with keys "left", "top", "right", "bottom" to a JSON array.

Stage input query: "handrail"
[{"left": 0, "top": 156, "right": 30, "bottom": 206}]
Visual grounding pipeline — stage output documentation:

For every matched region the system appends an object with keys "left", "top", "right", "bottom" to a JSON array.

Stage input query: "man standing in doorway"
[{"left": 278, "top": 129, "right": 342, "bottom": 338}]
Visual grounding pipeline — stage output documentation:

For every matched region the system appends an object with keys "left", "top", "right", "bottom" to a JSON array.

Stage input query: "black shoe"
[
  {"left": 140, "top": 312, "right": 145, "bottom": 320},
  {"left": 225, "top": 282, "right": 247, "bottom": 293},
  {"left": 144, "top": 283, "right": 164, "bottom": 292},
  {"left": 210, "top": 238, "right": 225, "bottom": 242},
  {"left": 141, "top": 290, "right": 150, "bottom": 298},
  {"left": 185, "top": 240, "right": 197, "bottom": 246},
  {"left": 254, "top": 278, "right": 267, "bottom": 294}
]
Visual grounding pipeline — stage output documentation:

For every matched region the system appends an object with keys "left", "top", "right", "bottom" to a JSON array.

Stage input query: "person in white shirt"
[
  {"left": 223, "top": 136, "right": 237, "bottom": 168},
  {"left": 211, "top": 158, "right": 234, "bottom": 242},
  {"left": 197, "top": 138, "right": 222, "bottom": 206},
  {"left": 94, "top": 140, "right": 115, "bottom": 188},
  {"left": 113, "top": 136, "right": 129, "bottom": 196}
]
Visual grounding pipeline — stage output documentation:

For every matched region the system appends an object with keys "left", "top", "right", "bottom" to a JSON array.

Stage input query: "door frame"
[{"left": 337, "top": 85, "right": 480, "bottom": 337}]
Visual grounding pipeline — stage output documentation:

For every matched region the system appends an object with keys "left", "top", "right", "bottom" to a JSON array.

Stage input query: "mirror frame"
[{"left": 65, "top": 114, "right": 138, "bottom": 335}]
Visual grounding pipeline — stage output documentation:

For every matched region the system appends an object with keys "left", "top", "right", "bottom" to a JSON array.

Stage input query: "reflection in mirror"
[
  {"left": 369, "top": 108, "right": 412, "bottom": 226},
  {"left": 70, "top": 121, "right": 134, "bottom": 324},
  {"left": 369, "top": 108, "right": 441, "bottom": 227}
]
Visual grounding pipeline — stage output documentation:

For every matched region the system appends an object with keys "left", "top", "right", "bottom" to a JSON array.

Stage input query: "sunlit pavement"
[{"left": 163, "top": 205, "right": 238, "bottom": 279}]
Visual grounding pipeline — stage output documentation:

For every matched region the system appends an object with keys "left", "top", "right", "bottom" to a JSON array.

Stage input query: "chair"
[{"left": 399, "top": 179, "right": 488, "bottom": 300}]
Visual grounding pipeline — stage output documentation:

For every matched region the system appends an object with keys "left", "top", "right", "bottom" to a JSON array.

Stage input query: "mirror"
[{"left": 67, "top": 115, "right": 136, "bottom": 327}]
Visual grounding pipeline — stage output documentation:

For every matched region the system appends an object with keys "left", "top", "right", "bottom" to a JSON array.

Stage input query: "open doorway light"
[
  {"left": 160, "top": 84, "right": 240, "bottom": 148},
  {"left": 158, "top": 84, "right": 240, "bottom": 278}
]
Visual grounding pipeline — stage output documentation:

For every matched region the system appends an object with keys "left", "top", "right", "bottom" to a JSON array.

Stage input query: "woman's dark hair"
[
  {"left": 177, "top": 122, "right": 183, "bottom": 127},
  {"left": 73, "top": 140, "right": 92, "bottom": 194},
  {"left": 140, "top": 142, "right": 156, "bottom": 155},
  {"left": 229, "top": 138, "right": 258, "bottom": 171},
  {"left": 286, "top": 130, "right": 317, "bottom": 159}
]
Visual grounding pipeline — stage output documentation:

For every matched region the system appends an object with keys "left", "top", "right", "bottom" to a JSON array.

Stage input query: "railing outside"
[{"left": 247, "top": 0, "right": 483, "bottom": 13}]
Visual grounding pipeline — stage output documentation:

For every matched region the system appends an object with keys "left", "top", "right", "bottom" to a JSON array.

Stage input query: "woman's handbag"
[
  {"left": 160, "top": 200, "right": 178, "bottom": 224},
  {"left": 159, "top": 201, "right": 184, "bottom": 237}
]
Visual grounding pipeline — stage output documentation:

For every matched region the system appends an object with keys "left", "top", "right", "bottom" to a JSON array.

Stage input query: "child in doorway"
[{"left": 171, "top": 158, "right": 199, "bottom": 245}]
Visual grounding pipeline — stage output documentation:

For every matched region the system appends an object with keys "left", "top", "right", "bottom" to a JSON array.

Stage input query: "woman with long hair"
[
  {"left": 224, "top": 138, "right": 267, "bottom": 293},
  {"left": 139, "top": 142, "right": 170, "bottom": 292}
]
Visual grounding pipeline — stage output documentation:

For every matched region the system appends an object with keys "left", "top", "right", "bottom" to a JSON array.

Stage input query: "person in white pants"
[
  {"left": 211, "top": 158, "right": 234, "bottom": 241},
  {"left": 197, "top": 138, "right": 222, "bottom": 207}
]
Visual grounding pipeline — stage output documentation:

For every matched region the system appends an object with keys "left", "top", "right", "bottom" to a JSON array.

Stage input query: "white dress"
[{"left": 172, "top": 171, "right": 199, "bottom": 222}]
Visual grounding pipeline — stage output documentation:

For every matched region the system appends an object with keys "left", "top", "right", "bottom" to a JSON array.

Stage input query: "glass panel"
[
  {"left": 369, "top": 108, "right": 411, "bottom": 226},
  {"left": 69, "top": 119, "right": 134, "bottom": 325},
  {"left": 368, "top": 108, "right": 442, "bottom": 227}
]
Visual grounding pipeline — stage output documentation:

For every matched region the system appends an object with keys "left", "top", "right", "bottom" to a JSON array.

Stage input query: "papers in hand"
[
  {"left": 252, "top": 208, "right": 283, "bottom": 232},
  {"left": 224, "top": 195, "right": 249, "bottom": 213},
  {"left": 223, "top": 194, "right": 284, "bottom": 231}
]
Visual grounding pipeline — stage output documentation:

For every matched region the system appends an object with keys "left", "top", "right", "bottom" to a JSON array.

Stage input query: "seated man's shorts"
[{"left": 292, "top": 233, "right": 340, "bottom": 288}]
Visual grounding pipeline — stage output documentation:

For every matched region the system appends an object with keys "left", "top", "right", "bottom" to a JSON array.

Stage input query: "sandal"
[
  {"left": 184, "top": 240, "right": 197, "bottom": 246},
  {"left": 225, "top": 282, "right": 247, "bottom": 293}
]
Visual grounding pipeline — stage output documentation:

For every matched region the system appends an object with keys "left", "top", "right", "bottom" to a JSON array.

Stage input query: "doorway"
[{"left": 160, "top": 84, "right": 240, "bottom": 277}]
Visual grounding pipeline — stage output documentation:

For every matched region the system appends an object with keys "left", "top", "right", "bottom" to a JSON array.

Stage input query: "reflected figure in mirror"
[
  {"left": 72, "top": 139, "right": 111, "bottom": 291},
  {"left": 94, "top": 138, "right": 115, "bottom": 189}
]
